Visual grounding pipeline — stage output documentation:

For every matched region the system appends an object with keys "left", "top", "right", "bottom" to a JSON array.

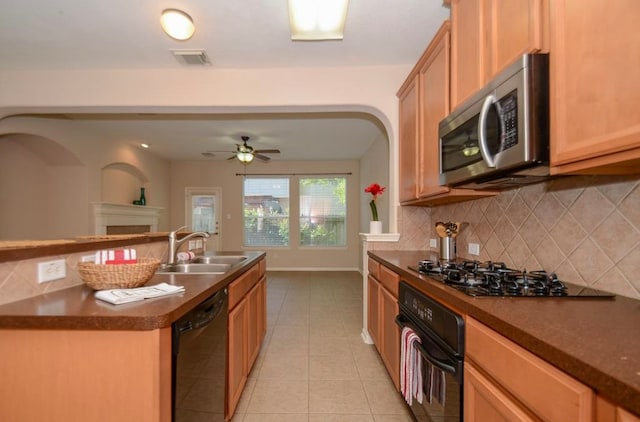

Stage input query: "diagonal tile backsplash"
[{"left": 375, "top": 174, "right": 640, "bottom": 299}]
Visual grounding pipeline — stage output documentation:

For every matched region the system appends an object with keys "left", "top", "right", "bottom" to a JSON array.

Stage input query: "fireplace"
[{"left": 93, "top": 203, "right": 163, "bottom": 235}]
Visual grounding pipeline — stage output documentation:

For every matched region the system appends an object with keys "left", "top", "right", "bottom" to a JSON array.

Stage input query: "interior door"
[{"left": 185, "top": 187, "right": 221, "bottom": 251}]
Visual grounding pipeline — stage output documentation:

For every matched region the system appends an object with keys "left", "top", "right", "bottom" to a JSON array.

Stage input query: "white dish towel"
[
  {"left": 95, "top": 282, "right": 185, "bottom": 305},
  {"left": 400, "top": 326, "right": 423, "bottom": 405}
]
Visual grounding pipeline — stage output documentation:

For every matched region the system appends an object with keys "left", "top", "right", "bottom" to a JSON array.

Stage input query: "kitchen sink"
[
  {"left": 156, "top": 262, "right": 232, "bottom": 275},
  {"left": 191, "top": 255, "right": 248, "bottom": 265}
]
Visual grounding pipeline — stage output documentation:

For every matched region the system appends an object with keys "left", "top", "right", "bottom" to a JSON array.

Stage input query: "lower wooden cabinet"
[
  {"left": 367, "top": 262, "right": 401, "bottom": 390},
  {"left": 367, "top": 275, "right": 381, "bottom": 351},
  {"left": 379, "top": 285, "right": 400, "bottom": 389},
  {"left": 465, "top": 361, "right": 536, "bottom": 422},
  {"left": 227, "top": 297, "right": 248, "bottom": 417},
  {"left": 465, "top": 317, "right": 594, "bottom": 421},
  {"left": 227, "top": 260, "right": 267, "bottom": 419},
  {"left": 596, "top": 396, "right": 640, "bottom": 422}
]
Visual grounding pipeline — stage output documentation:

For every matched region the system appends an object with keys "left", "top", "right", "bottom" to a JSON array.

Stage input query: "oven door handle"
[{"left": 395, "top": 315, "right": 457, "bottom": 375}]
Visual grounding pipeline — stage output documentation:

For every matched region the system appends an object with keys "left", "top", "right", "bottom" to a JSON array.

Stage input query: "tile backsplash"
[
  {"left": 372, "top": 175, "right": 640, "bottom": 299},
  {"left": 0, "top": 242, "right": 168, "bottom": 305}
]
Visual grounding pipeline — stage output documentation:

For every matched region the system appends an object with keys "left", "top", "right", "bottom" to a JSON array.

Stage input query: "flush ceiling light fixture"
[
  {"left": 160, "top": 9, "right": 195, "bottom": 41},
  {"left": 288, "top": 0, "right": 349, "bottom": 40}
]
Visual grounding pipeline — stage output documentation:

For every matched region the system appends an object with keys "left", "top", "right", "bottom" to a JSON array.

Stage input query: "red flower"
[
  {"left": 364, "top": 183, "right": 386, "bottom": 221},
  {"left": 364, "top": 183, "right": 386, "bottom": 199}
]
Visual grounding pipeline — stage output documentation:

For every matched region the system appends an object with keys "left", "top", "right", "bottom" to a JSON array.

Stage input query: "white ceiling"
[{"left": 0, "top": 1, "right": 451, "bottom": 161}]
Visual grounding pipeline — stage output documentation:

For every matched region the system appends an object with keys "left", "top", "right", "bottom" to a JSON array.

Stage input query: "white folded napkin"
[{"left": 95, "top": 282, "right": 185, "bottom": 305}]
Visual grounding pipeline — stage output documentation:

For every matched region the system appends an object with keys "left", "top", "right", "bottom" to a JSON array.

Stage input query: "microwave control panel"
[{"left": 499, "top": 92, "right": 518, "bottom": 150}]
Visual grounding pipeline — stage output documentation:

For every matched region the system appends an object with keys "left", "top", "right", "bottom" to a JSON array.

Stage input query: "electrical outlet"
[
  {"left": 429, "top": 238, "right": 437, "bottom": 248},
  {"left": 468, "top": 243, "right": 480, "bottom": 256},
  {"left": 81, "top": 255, "right": 95, "bottom": 263},
  {"left": 37, "top": 259, "right": 66, "bottom": 283}
]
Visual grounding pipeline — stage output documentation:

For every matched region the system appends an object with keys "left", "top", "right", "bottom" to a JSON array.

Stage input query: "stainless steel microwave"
[{"left": 438, "top": 54, "right": 550, "bottom": 189}]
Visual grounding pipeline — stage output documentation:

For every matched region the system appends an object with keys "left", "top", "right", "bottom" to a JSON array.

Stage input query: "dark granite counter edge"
[
  {"left": 368, "top": 251, "right": 640, "bottom": 417},
  {"left": 0, "top": 251, "right": 266, "bottom": 331},
  {"left": 0, "top": 234, "right": 169, "bottom": 263}
]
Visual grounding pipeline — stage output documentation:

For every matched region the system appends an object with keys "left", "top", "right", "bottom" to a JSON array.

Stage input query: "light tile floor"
[{"left": 230, "top": 271, "right": 414, "bottom": 422}]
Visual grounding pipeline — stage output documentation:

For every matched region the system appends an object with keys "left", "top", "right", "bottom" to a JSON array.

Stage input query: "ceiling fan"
[{"left": 206, "top": 136, "right": 281, "bottom": 163}]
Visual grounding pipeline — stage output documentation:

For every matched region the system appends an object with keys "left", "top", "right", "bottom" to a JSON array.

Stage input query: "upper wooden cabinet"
[
  {"left": 398, "top": 76, "right": 419, "bottom": 202},
  {"left": 549, "top": 0, "right": 640, "bottom": 175},
  {"left": 398, "top": 21, "right": 497, "bottom": 206},
  {"left": 450, "top": 0, "right": 547, "bottom": 109}
]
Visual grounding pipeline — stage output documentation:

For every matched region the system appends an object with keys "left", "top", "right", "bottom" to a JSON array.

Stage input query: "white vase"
[{"left": 369, "top": 221, "right": 382, "bottom": 234}]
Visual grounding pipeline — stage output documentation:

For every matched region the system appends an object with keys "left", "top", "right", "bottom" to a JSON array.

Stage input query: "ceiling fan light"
[
  {"left": 288, "top": 0, "right": 349, "bottom": 40},
  {"left": 160, "top": 9, "right": 195, "bottom": 41},
  {"left": 237, "top": 151, "right": 254, "bottom": 163}
]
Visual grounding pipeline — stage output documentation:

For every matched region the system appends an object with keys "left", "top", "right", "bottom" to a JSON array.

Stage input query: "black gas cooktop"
[{"left": 409, "top": 260, "right": 615, "bottom": 298}]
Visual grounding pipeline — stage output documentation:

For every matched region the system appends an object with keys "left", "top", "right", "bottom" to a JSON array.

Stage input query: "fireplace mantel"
[{"left": 92, "top": 203, "right": 163, "bottom": 235}]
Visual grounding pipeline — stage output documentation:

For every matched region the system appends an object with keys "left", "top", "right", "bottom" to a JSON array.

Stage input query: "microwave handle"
[{"left": 478, "top": 94, "right": 497, "bottom": 168}]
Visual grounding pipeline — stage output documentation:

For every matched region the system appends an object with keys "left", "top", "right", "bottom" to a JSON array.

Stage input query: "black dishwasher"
[{"left": 172, "top": 288, "right": 228, "bottom": 421}]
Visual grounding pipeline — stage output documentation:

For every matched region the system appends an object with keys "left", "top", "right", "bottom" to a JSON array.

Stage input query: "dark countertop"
[
  {"left": 0, "top": 251, "right": 265, "bottom": 331},
  {"left": 369, "top": 250, "right": 640, "bottom": 417}
]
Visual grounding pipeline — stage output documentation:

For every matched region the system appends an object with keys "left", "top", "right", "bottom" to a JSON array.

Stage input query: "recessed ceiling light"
[
  {"left": 288, "top": 0, "right": 349, "bottom": 40},
  {"left": 141, "top": 143, "right": 150, "bottom": 149},
  {"left": 160, "top": 9, "right": 195, "bottom": 41}
]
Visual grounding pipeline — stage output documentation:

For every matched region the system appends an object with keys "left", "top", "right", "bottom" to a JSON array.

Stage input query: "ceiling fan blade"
[
  {"left": 254, "top": 153, "right": 271, "bottom": 161},
  {"left": 227, "top": 155, "right": 237, "bottom": 160},
  {"left": 254, "top": 149, "right": 280, "bottom": 154}
]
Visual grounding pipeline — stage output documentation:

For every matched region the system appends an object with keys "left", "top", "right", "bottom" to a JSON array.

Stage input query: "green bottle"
[{"left": 139, "top": 187, "right": 146, "bottom": 206}]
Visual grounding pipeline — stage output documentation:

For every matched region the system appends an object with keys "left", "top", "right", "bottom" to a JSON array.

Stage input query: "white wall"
[
  {"left": 170, "top": 159, "right": 362, "bottom": 270},
  {"left": 0, "top": 116, "right": 171, "bottom": 238},
  {"left": 0, "top": 65, "right": 412, "bottom": 235}
]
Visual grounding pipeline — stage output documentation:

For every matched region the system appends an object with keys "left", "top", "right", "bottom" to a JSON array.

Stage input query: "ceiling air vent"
[{"left": 170, "top": 49, "right": 211, "bottom": 66}]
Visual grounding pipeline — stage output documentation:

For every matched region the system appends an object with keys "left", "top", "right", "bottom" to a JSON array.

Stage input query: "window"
[
  {"left": 243, "top": 178, "right": 289, "bottom": 246},
  {"left": 299, "top": 177, "right": 346, "bottom": 247}
]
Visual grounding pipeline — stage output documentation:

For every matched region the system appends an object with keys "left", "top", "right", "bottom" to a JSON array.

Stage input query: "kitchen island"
[
  {"left": 0, "top": 250, "right": 266, "bottom": 422},
  {"left": 368, "top": 250, "right": 640, "bottom": 419}
]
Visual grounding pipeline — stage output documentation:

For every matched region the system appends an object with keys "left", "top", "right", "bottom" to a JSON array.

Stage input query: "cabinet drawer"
[
  {"left": 367, "top": 258, "right": 380, "bottom": 280},
  {"left": 228, "top": 264, "right": 259, "bottom": 310},
  {"left": 379, "top": 265, "right": 400, "bottom": 298},
  {"left": 466, "top": 317, "right": 593, "bottom": 422}
]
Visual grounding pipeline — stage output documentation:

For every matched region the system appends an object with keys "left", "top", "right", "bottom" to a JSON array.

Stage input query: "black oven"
[{"left": 396, "top": 282, "right": 464, "bottom": 421}]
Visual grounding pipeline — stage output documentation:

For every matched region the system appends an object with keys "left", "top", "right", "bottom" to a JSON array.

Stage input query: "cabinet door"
[
  {"left": 464, "top": 362, "right": 536, "bottom": 422},
  {"left": 227, "top": 298, "right": 248, "bottom": 418},
  {"left": 367, "top": 275, "right": 380, "bottom": 350},
  {"left": 247, "top": 280, "right": 261, "bottom": 369},
  {"left": 450, "top": 0, "right": 485, "bottom": 109},
  {"left": 380, "top": 286, "right": 400, "bottom": 391},
  {"left": 486, "top": 0, "right": 545, "bottom": 80},
  {"left": 398, "top": 76, "right": 419, "bottom": 202},
  {"left": 451, "top": 0, "right": 546, "bottom": 110},
  {"left": 550, "top": 0, "right": 640, "bottom": 174},
  {"left": 258, "top": 276, "right": 267, "bottom": 341},
  {"left": 418, "top": 24, "right": 451, "bottom": 198}
]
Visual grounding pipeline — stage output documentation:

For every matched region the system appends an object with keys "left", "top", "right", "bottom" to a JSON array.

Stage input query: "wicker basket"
[{"left": 78, "top": 258, "right": 161, "bottom": 290}]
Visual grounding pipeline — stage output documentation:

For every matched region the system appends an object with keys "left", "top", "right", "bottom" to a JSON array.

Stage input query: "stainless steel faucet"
[{"left": 167, "top": 225, "right": 210, "bottom": 265}]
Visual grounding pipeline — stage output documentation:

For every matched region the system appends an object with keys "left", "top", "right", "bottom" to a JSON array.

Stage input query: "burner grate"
[{"left": 411, "top": 260, "right": 614, "bottom": 298}]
